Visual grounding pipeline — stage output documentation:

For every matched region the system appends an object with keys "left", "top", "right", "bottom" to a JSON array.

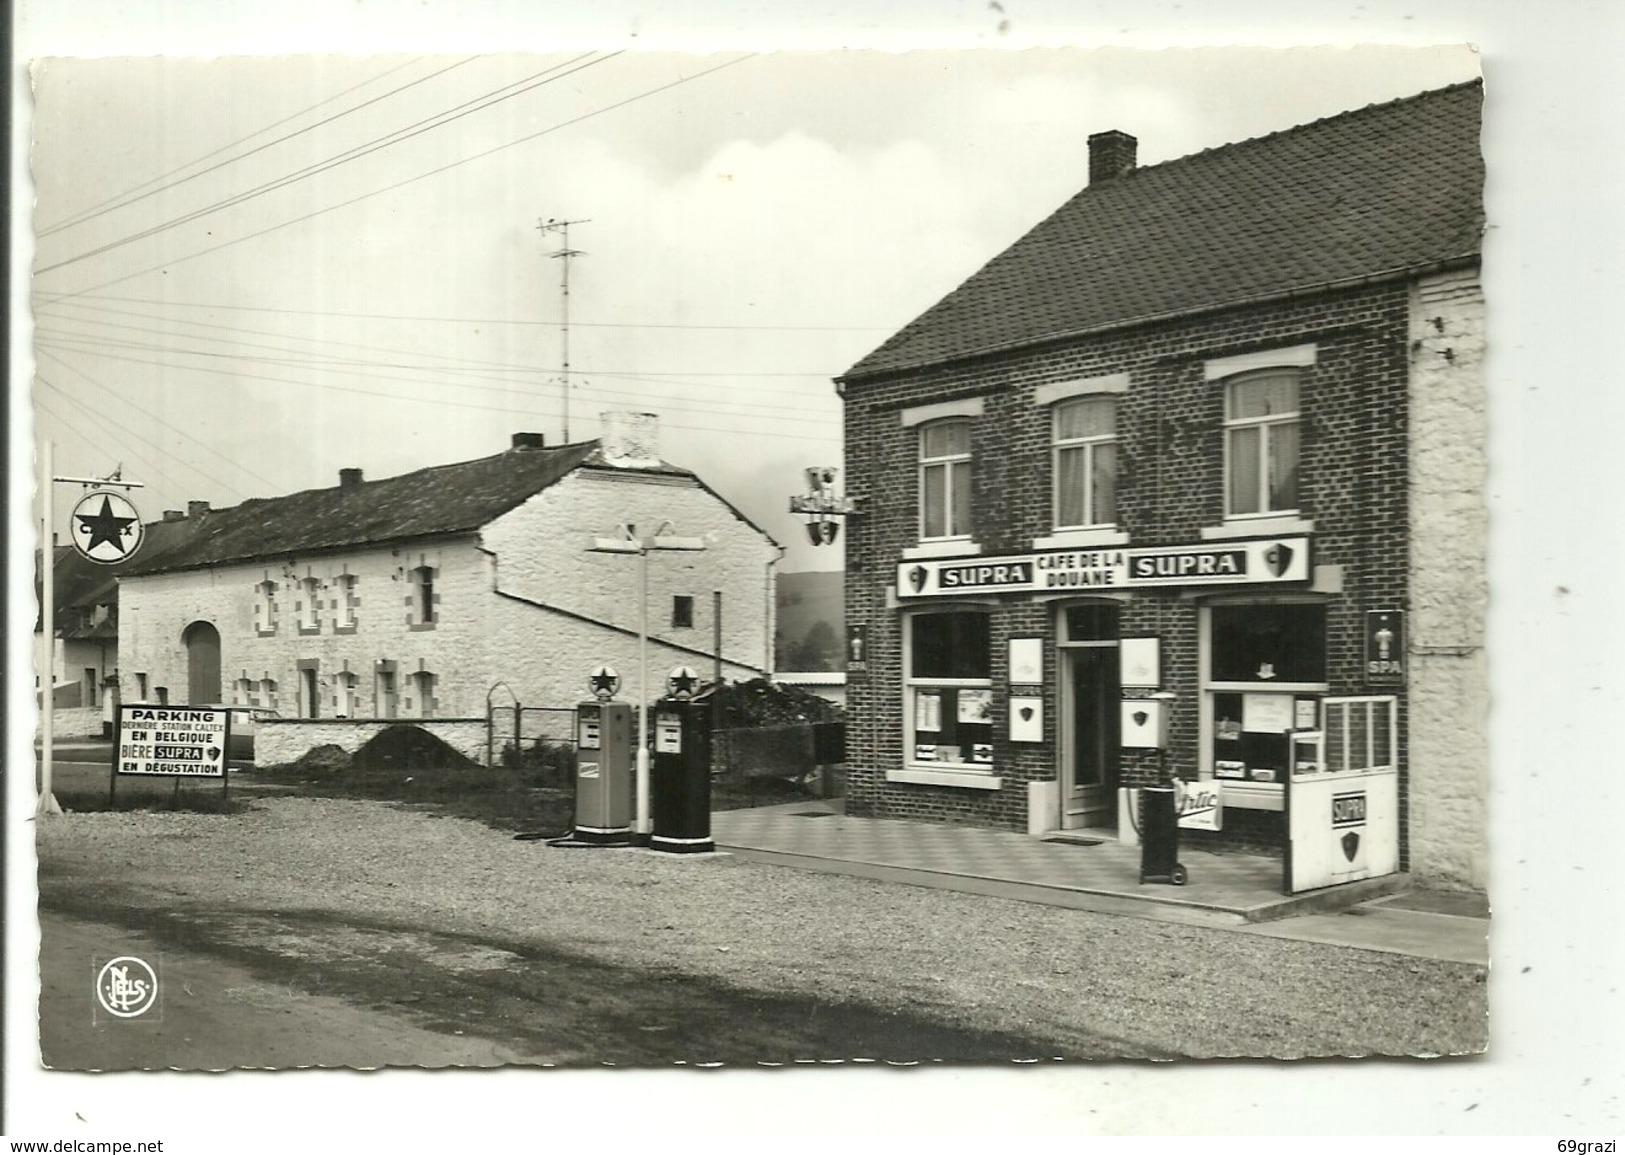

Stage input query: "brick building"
[
  {"left": 835, "top": 83, "right": 1485, "bottom": 890},
  {"left": 115, "top": 412, "right": 780, "bottom": 763}
]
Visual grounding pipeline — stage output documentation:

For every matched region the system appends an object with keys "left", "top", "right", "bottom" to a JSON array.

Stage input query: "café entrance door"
[{"left": 1059, "top": 602, "right": 1120, "bottom": 830}]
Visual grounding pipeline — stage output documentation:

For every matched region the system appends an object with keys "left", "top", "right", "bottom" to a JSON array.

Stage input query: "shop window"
[
  {"left": 1211, "top": 603, "right": 1325, "bottom": 684},
  {"left": 918, "top": 419, "right": 973, "bottom": 540},
  {"left": 672, "top": 595, "right": 694, "bottom": 628},
  {"left": 1223, "top": 369, "right": 1301, "bottom": 517},
  {"left": 1053, "top": 397, "right": 1118, "bottom": 529},
  {"left": 1206, "top": 602, "right": 1327, "bottom": 789},
  {"left": 906, "top": 610, "right": 993, "bottom": 768}
]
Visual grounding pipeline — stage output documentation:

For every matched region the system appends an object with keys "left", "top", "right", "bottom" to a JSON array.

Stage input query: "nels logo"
[
  {"left": 907, "top": 565, "right": 930, "bottom": 594},
  {"left": 96, "top": 955, "right": 159, "bottom": 1019}
]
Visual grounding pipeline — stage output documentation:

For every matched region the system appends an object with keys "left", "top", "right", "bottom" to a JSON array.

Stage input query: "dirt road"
[
  {"left": 40, "top": 912, "right": 532, "bottom": 1070},
  {"left": 33, "top": 793, "right": 1487, "bottom": 1069}
]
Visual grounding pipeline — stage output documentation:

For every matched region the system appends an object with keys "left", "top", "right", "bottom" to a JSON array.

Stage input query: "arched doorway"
[{"left": 183, "top": 620, "right": 222, "bottom": 704}]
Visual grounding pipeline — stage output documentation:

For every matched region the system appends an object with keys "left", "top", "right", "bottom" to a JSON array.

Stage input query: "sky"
[
  {"left": 26, "top": 46, "right": 1480, "bottom": 572},
  {"left": 10, "top": 0, "right": 1625, "bottom": 1145}
]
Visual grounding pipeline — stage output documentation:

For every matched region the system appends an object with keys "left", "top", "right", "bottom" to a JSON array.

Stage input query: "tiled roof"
[
  {"left": 36, "top": 514, "right": 205, "bottom": 629},
  {"left": 124, "top": 440, "right": 610, "bottom": 575},
  {"left": 841, "top": 81, "right": 1483, "bottom": 381}
]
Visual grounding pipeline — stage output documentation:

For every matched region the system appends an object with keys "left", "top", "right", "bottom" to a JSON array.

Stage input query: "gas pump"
[
  {"left": 573, "top": 699, "right": 634, "bottom": 845},
  {"left": 649, "top": 674, "right": 715, "bottom": 854}
]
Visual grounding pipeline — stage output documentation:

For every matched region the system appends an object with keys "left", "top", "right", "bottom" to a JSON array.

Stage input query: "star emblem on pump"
[
  {"left": 69, "top": 490, "right": 144, "bottom": 564},
  {"left": 666, "top": 666, "right": 700, "bottom": 699},
  {"left": 588, "top": 665, "right": 621, "bottom": 700}
]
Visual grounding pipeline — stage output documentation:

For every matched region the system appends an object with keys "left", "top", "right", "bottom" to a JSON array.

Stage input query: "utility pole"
[{"left": 537, "top": 217, "right": 589, "bottom": 444}]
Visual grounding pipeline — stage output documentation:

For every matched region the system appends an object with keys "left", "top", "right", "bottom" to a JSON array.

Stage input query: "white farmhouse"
[{"left": 116, "top": 413, "right": 779, "bottom": 763}]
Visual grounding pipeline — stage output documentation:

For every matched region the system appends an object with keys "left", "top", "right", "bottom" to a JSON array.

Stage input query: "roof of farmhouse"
[
  {"left": 120, "top": 438, "right": 695, "bottom": 576},
  {"left": 840, "top": 80, "right": 1484, "bottom": 382}
]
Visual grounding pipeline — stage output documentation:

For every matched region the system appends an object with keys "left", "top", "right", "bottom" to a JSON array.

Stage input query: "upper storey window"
[
  {"left": 1224, "top": 369, "right": 1301, "bottom": 517},
  {"left": 918, "top": 419, "right": 973, "bottom": 541},
  {"left": 1053, "top": 396, "right": 1118, "bottom": 529}
]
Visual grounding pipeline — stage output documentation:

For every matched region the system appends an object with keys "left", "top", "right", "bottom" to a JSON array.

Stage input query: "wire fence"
[{"left": 486, "top": 704, "right": 846, "bottom": 802}]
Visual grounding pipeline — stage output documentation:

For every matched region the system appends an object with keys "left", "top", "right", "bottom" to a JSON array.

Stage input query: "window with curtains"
[
  {"left": 918, "top": 419, "right": 973, "bottom": 540},
  {"left": 1053, "top": 396, "right": 1118, "bottom": 529},
  {"left": 1223, "top": 369, "right": 1301, "bottom": 517}
]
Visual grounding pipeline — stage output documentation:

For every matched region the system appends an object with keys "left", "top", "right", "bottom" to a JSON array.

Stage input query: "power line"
[
  {"left": 36, "top": 340, "right": 841, "bottom": 444},
  {"left": 37, "top": 56, "right": 450, "bottom": 237},
  {"left": 34, "top": 54, "right": 756, "bottom": 306},
  {"left": 36, "top": 347, "right": 291, "bottom": 493},
  {"left": 38, "top": 298, "right": 842, "bottom": 410},
  {"left": 34, "top": 377, "right": 256, "bottom": 505},
  {"left": 36, "top": 53, "right": 609, "bottom": 275},
  {"left": 52, "top": 291, "right": 896, "bottom": 332},
  {"left": 35, "top": 322, "right": 837, "bottom": 422}
]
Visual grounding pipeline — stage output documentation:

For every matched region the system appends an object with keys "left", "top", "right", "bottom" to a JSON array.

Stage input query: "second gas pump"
[{"left": 650, "top": 666, "right": 714, "bottom": 854}]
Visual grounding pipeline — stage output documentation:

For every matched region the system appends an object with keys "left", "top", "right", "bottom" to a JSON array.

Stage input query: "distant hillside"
[{"left": 776, "top": 570, "right": 844, "bottom": 672}]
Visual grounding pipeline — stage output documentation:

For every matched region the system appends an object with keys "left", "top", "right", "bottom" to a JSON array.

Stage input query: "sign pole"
[
  {"left": 38, "top": 440, "right": 60, "bottom": 817},
  {"left": 636, "top": 543, "right": 650, "bottom": 839}
]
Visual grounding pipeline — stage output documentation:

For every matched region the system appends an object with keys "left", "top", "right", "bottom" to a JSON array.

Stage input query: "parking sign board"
[{"left": 117, "top": 705, "right": 230, "bottom": 778}]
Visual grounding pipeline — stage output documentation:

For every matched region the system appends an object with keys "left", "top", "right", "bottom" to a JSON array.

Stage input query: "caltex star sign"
[{"left": 69, "top": 491, "right": 143, "bottom": 564}]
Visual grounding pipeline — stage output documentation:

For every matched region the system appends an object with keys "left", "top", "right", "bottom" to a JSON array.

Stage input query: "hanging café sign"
[{"left": 896, "top": 537, "right": 1311, "bottom": 598}]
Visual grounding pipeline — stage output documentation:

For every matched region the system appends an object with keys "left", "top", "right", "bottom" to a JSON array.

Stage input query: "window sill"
[
  {"left": 902, "top": 539, "right": 982, "bottom": 560},
  {"left": 889, "top": 766, "right": 1003, "bottom": 790},
  {"left": 1032, "top": 528, "right": 1130, "bottom": 551},
  {"left": 1200, "top": 516, "right": 1314, "bottom": 541},
  {"left": 1212, "top": 780, "right": 1284, "bottom": 811}
]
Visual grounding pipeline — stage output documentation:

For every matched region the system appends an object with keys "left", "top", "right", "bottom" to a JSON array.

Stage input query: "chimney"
[
  {"left": 187, "top": 500, "right": 211, "bottom": 519},
  {"left": 163, "top": 510, "right": 185, "bottom": 522},
  {"left": 511, "top": 432, "right": 546, "bottom": 451},
  {"left": 339, "top": 467, "right": 364, "bottom": 488},
  {"left": 599, "top": 411, "right": 660, "bottom": 469},
  {"left": 1088, "top": 130, "right": 1137, "bottom": 185}
]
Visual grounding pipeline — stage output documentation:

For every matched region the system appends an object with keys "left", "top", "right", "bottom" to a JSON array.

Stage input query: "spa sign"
[
  {"left": 897, "top": 537, "right": 1310, "bottom": 599},
  {"left": 1364, "top": 610, "right": 1406, "bottom": 686}
]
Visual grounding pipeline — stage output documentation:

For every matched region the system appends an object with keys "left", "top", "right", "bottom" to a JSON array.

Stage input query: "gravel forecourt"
[{"left": 37, "top": 795, "right": 1488, "bottom": 1064}]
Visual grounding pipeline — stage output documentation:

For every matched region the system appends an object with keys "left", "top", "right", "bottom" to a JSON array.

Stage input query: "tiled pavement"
[
  {"left": 710, "top": 799, "right": 1384, "bottom": 926},
  {"left": 710, "top": 800, "right": 1488, "bottom": 965}
]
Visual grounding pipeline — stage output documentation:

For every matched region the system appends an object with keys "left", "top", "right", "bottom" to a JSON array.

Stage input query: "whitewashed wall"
[
  {"left": 116, "top": 458, "right": 778, "bottom": 765},
  {"left": 1407, "top": 267, "right": 1489, "bottom": 891}
]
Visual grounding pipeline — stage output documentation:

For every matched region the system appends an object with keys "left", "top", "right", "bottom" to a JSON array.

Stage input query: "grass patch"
[
  {"left": 52, "top": 782, "right": 252, "bottom": 816},
  {"left": 252, "top": 757, "right": 577, "bottom": 837}
]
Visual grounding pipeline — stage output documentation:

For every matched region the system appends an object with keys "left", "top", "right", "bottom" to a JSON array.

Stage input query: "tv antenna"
[{"left": 537, "top": 217, "right": 589, "bottom": 444}]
